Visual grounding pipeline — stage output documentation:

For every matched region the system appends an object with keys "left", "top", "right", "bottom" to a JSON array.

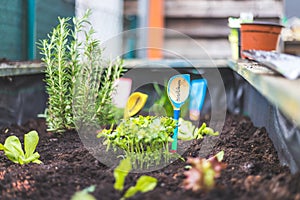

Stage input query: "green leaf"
[
  {"left": 3, "top": 136, "right": 25, "bottom": 163},
  {"left": 32, "top": 159, "right": 43, "bottom": 164},
  {"left": 0, "top": 131, "right": 42, "bottom": 165},
  {"left": 203, "top": 168, "right": 215, "bottom": 188},
  {"left": 123, "top": 175, "right": 157, "bottom": 199},
  {"left": 178, "top": 118, "right": 195, "bottom": 141},
  {"left": 24, "top": 131, "right": 39, "bottom": 158},
  {"left": 114, "top": 158, "right": 132, "bottom": 191},
  {"left": 23, "top": 152, "right": 41, "bottom": 164},
  {"left": 134, "top": 175, "right": 157, "bottom": 193},
  {"left": 71, "top": 185, "right": 96, "bottom": 200},
  {"left": 215, "top": 151, "right": 224, "bottom": 162}
]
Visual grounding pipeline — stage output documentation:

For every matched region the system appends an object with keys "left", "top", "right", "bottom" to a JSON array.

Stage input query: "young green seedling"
[
  {"left": 0, "top": 130, "right": 42, "bottom": 165},
  {"left": 122, "top": 175, "right": 157, "bottom": 200},
  {"left": 183, "top": 151, "right": 226, "bottom": 192},
  {"left": 178, "top": 120, "right": 219, "bottom": 141},
  {"left": 71, "top": 185, "right": 96, "bottom": 200},
  {"left": 114, "top": 158, "right": 132, "bottom": 191},
  {"left": 114, "top": 158, "right": 158, "bottom": 200},
  {"left": 167, "top": 74, "right": 190, "bottom": 152}
]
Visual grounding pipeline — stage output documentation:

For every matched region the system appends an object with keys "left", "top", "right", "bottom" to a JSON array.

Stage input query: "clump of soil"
[{"left": 0, "top": 114, "right": 299, "bottom": 200}]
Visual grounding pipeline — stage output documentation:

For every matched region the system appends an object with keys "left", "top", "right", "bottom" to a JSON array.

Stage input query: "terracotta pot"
[{"left": 240, "top": 22, "right": 283, "bottom": 56}]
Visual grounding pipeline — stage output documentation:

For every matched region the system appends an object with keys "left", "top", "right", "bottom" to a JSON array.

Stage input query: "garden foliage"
[
  {"left": 71, "top": 185, "right": 96, "bottom": 200},
  {"left": 39, "top": 10, "right": 123, "bottom": 132},
  {"left": 0, "top": 131, "right": 42, "bottom": 165},
  {"left": 114, "top": 158, "right": 158, "bottom": 200},
  {"left": 98, "top": 115, "right": 220, "bottom": 169},
  {"left": 183, "top": 151, "right": 227, "bottom": 191},
  {"left": 97, "top": 115, "right": 177, "bottom": 169}
]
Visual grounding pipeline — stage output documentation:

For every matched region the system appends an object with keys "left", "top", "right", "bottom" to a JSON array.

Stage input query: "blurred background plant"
[{"left": 183, "top": 151, "right": 227, "bottom": 192}]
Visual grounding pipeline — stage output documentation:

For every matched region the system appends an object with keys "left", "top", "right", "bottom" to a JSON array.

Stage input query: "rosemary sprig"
[{"left": 39, "top": 10, "right": 124, "bottom": 132}]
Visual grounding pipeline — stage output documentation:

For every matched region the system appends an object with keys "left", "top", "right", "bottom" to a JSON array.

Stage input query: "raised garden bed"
[
  {"left": 1, "top": 11, "right": 299, "bottom": 200},
  {"left": 0, "top": 113, "right": 299, "bottom": 200}
]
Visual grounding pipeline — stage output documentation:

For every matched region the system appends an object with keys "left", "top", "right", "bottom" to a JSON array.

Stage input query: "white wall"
[{"left": 75, "top": 0, "right": 123, "bottom": 58}]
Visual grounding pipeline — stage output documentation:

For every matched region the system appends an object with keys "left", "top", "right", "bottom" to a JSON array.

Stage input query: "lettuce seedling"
[
  {"left": 71, "top": 185, "right": 96, "bottom": 200},
  {"left": 114, "top": 158, "right": 132, "bottom": 191},
  {"left": 194, "top": 122, "right": 219, "bottom": 139},
  {"left": 114, "top": 158, "right": 158, "bottom": 200},
  {"left": 0, "top": 130, "right": 42, "bottom": 165},
  {"left": 183, "top": 151, "right": 226, "bottom": 191},
  {"left": 178, "top": 119, "right": 219, "bottom": 141},
  {"left": 122, "top": 175, "right": 157, "bottom": 200}
]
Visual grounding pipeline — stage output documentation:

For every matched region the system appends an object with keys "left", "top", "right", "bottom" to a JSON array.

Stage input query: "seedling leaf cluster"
[
  {"left": 178, "top": 119, "right": 219, "bottom": 140},
  {"left": 71, "top": 185, "right": 96, "bottom": 200},
  {"left": 0, "top": 131, "right": 42, "bottom": 165},
  {"left": 114, "top": 158, "right": 158, "bottom": 200},
  {"left": 98, "top": 115, "right": 177, "bottom": 169},
  {"left": 183, "top": 151, "right": 227, "bottom": 191},
  {"left": 98, "top": 114, "right": 220, "bottom": 170}
]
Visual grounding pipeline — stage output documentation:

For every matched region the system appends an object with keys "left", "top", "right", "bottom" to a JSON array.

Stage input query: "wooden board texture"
[{"left": 123, "top": 0, "right": 283, "bottom": 59}]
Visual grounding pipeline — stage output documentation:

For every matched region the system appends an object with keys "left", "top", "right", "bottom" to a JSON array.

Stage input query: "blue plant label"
[{"left": 167, "top": 74, "right": 190, "bottom": 108}]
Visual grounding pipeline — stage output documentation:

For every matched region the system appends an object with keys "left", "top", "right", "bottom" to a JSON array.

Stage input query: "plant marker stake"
[
  {"left": 167, "top": 74, "right": 190, "bottom": 152},
  {"left": 124, "top": 92, "right": 148, "bottom": 119}
]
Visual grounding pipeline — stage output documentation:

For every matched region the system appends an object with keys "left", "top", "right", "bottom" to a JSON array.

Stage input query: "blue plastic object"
[
  {"left": 167, "top": 74, "right": 190, "bottom": 152},
  {"left": 189, "top": 79, "right": 207, "bottom": 121}
]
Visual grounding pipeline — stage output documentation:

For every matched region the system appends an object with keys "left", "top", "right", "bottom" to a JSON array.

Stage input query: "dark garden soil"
[{"left": 0, "top": 113, "right": 299, "bottom": 200}]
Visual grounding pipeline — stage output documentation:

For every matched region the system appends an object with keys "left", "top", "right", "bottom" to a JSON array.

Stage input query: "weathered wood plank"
[
  {"left": 165, "top": 0, "right": 283, "bottom": 18},
  {"left": 123, "top": 59, "right": 229, "bottom": 68},
  {"left": 165, "top": 18, "right": 230, "bottom": 38},
  {"left": 228, "top": 59, "right": 300, "bottom": 128},
  {"left": 0, "top": 62, "right": 44, "bottom": 77},
  {"left": 124, "top": 0, "right": 283, "bottom": 18},
  {"left": 164, "top": 38, "right": 231, "bottom": 59},
  {"left": 165, "top": 17, "right": 281, "bottom": 38},
  {"left": 122, "top": 37, "right": 232, "bottom": 59}
]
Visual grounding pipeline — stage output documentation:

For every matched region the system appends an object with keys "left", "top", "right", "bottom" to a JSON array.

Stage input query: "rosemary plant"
[{"left": 39, "top": 10, "right": 123, "bottom": 132}]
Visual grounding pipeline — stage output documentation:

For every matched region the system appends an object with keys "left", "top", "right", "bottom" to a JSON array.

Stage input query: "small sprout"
[
  {"left": 184, "top": 165, "right": 192, "bottom": 170},
  {"left": 178, "top": 120, "right": 219, "bottom": 141},
  {"left": 113, "top": 158, "right": 158, "bottom": 200},
  {"left": 71, "top": 185, "right": 96, "bottom": 200},
  {"left": 194, "top": 123, "right": 219, "bottom": 140},
  {"left": 114, "top": 158, "right": 132, "bottom": 191},
  {"left": 183, "top": 151, "right": 227, "bottom": 192},
  {"left": 0, "top": 130, "right": 42, "bottom": 165},
  {"left": 122, "top": 175, "right": 157, "bottom": 200}
]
